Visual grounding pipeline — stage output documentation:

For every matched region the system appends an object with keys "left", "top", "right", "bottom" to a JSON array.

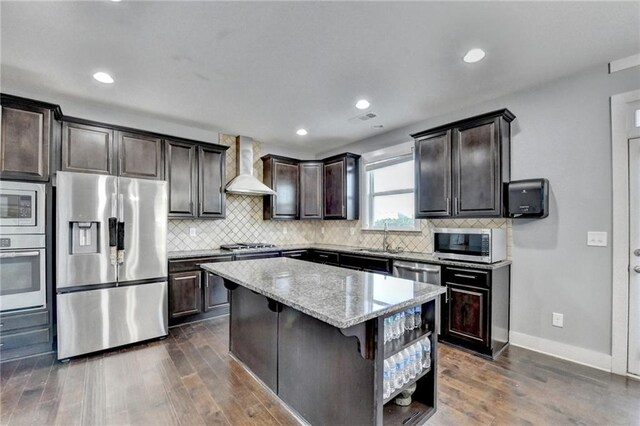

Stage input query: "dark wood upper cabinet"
[
  {"left": 198, "top": 145, "right": 226, "bottom": 218},
  {"left": 0, "top": 95, "right": 59, "bottom": 182},
  {"left": 166, "top": 140, "right": 197, "bottom": 217},
  {"left": 412, "top": 109, "right": 514, "bottom": 218},
  {"left": 168, "top": 271, "right": 202, "bottom": 319},
  {"left": 323, "top": 153, "right": 360, "bottom": 220},
  {"left": 262, "top": 155, "right": 299, "bottom": 220},
  {"left": 166, "top": 140, "right": 227, "bottom": 219},
  {"left": 415, "top": 130, "right": 451, "bottom": 217},
  {"left": 117, "top": 131, "right": 163, "bottom": 180},
  {"left": 299, "top": 161, "right": 323, "bottom": 219},
  {"left": 62, "top": 121, "right": 114, "bottom": 175}
]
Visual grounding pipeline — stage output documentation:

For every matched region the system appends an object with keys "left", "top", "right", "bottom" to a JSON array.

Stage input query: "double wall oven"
[{"left": 0, "top": 181, "right": 46, "bottom": 312}]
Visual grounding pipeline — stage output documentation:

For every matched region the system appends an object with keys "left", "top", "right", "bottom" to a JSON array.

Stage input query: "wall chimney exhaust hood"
[{"left": 225, "top": 136, "right": 277, "bottom": 196}]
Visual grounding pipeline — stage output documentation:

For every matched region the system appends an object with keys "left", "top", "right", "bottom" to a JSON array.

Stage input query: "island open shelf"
[{"left": 200, "top": 257, "right": 445, "bottom": 426}]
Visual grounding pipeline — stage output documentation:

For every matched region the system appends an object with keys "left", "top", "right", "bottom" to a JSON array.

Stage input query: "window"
[{"left": 362, "top": 142, "right": 418, "bottom": 231}]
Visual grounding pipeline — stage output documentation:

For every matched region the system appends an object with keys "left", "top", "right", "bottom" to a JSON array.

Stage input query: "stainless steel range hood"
[{"left": 225, "top": 136, "right": 276, "bottom": 196}]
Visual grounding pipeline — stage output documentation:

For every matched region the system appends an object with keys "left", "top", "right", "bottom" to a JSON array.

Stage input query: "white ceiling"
[{"left": 1, "top": 1, "right": 639, "bottom": 153}]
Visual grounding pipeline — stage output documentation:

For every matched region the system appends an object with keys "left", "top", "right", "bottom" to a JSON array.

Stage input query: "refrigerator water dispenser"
[{"left": 70, "top": 222, "right": 99, "bottom": 254}]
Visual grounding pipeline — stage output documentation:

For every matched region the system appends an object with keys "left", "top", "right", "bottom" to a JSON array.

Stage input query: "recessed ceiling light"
[
  {"left": 111, "top": 0, "right": 122, "bottom": 2},
  {"left": 296, "top": 128, "right": 308, "bottom": 136},
  {"left": 372, "top": 124, "right": 384, "bottom": 129},
  {"left": 355, "top": 99, "right": 370, "bottom": 110},
  {"left": 93, "top": 72, "right": 114, "bottom": 84},
  {"left": 463, "top": 48, "right": 486, "bottom": 64}
]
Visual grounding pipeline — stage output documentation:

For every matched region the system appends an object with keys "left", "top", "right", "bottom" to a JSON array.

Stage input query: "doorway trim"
[{"left": 611, "top": 89, "right": 640, "bottom": 375}]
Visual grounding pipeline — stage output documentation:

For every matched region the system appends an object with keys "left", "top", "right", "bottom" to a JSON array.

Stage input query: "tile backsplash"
[{"left": 168, "top": 134, "right": 512, "bottom": 257}]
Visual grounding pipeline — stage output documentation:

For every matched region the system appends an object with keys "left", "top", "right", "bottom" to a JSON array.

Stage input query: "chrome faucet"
[{"left": 383, "top": 221, "right": 390, "bottom": 252}]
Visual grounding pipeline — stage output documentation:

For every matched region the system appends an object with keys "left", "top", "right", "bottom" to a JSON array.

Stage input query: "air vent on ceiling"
[{"left": 348, "top": 112, "right": 378, "bottom": 123}]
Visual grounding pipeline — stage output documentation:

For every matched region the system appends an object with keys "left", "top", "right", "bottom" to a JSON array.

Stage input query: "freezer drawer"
[{"left": 56, "top": 281, "right": 168, "bottom": 359}]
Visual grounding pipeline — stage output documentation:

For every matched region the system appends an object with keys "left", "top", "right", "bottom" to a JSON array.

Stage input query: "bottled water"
[
  {"left": 401, "top": 349, "right": 412, "bottom": 384},
  {"left": 383, "top": 359, "right": 391, "bottom": 399},
  {"left": 396, "top": 311, "right": 405, "bottom": 339},
  {"left": 392, "top": 353, "right": 404, "bottom": 389},
  {"left": 388, "top": 357, "right": 396, "bottom": 393},
  {"left": 414, "top": 305, "right": 422, "bottom": 330},
  {"left": 414, "top": 343, "right": 423, "bottom": 375},
  {"left": 405, "top": 307, "right": 415, "bottom": 331},
  {"left": 383, "top": 317, "right": 391, "bottom": 343},
  {"left": 422, "top": 337, "right": 431, "bottom": 369},
  {"left": 408, "top": 347, "right": 417, "bottom": 379}
]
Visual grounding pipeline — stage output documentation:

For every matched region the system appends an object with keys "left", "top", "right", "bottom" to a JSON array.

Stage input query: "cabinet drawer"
[
  {"left": 169, "top": 255, "right": 233, "bottom": 273},
  {"left": 443, "top": 266, "right": 490, "bottom": 288},
  {"left": 0, "top": 310, "right": 49, "bottom": 332},
  {"left": 281, "top": 250, "right": 308, "bottom": 259},
  {"left": 339, "top": 254, "right": 391, "bottom": 274},
  {"left": 310, "top": 250, "right": 339, "bottom": 265},
  {"left": 0, "top": 327, "right": 50, "bottom": 350}
]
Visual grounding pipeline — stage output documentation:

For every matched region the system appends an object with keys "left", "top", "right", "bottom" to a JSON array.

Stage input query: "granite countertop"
[
  {"left": 169, "top": 243, "right": 511, "bottom": 270},
  {"left": 201, "top": 257, "right": 447, "bottom": 329}
]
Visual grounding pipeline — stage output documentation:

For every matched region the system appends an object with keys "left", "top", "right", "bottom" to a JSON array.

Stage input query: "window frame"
[{"left": 361, "top": 143, "right": 420, "bottom": 232}]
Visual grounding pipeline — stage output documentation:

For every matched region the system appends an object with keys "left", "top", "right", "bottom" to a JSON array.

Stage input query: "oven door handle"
[{"left": 0, "top": 251, "right": 40, "bottom": 258}]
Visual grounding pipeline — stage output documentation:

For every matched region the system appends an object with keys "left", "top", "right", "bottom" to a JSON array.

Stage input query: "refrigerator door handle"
[
  {"left": 117, "top": 194, "right": 125, "bottom": 265},
  {"left": 111, "top": 193, "right": 118, "bottom": 218},
  {"left": 109, "top": 217, "right": 118, "bottom": 266}
]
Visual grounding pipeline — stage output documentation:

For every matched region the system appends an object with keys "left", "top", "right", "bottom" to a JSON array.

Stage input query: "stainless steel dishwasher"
[{"left": 393, "top": 260, "right": 442, "bottom": 334}]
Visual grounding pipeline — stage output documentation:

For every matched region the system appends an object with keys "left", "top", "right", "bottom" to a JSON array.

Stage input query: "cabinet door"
[
  {"left": 300, "top": 162, "right": 323, "bottom": 219},
  {"left": 204, "top": 272, "right": 229, "bottom": 311},
  {"left": 0, "top": 104, "right": 50, "bottom": 181},
  {"left": 443, "top": 283, "right": 489, "bottom": 347},
  {"left": 62, "top": 122, "right": 114, "bottom": 175},
  {"left": 415, "top": 130, "right": 451, "bottom": 218},
  {"left": 118, "top": 132, "right": 163, "bottom": 179},
  {"left": 452, "top": 118, "right": 501, "bottom": 216},
  {"left": 198, "top": 146, "right": 225, "bottom": 218},
  {"left": 272, "top": 161, "right": 299, "bottom": 219},
  {"left": 324, "top": 159, "right": 345, "bottom": 218},
  {"left": 169, "top": 271, "right": 202, "bottom": 319},
  {"left": 166, "top": 140, "right": 197, "bottom": 218}
]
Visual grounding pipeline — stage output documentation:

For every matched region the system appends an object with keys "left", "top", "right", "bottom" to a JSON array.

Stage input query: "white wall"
[{"left": 319, "top": 63, "right": 640, "bottom": 366}]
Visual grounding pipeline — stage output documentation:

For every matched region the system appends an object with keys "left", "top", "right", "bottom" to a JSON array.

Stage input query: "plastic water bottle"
[
  {"left": 414, "top": 343, "right": 423, "bottom": 375},
  {"left": 405, "top": 307, "right": 415, "bottom": 331},
  {"left": 396, "top": 311, "right": 405, "bottom": 339},
  {"left": 414, "top": 305, "right": 422, "bottom": 330},
  {"left": 392, "top": 353, "right": 404, "bottom": 389},
  {"left": 383, "top": 317, "right": 391, "bottom": 343},
  {"left": 408, "top": 347, "right": 417, "bottom": 379},
  {"left": 388, "top": 357, "right": 397, "bottom": 393},
  {"left": 383, "top": 359, "right": 391, "bottom": 399},
  {"left": 401, "top": 349, "right": 412, "bottom": 384},
  {"left": 422, "top": 338, "right": 431, "bottom": 369}
]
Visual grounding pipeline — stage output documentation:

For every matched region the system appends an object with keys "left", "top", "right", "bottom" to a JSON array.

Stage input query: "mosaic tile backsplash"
[{"left": 168, "top": 134, "right": 512, "bottom": 258}]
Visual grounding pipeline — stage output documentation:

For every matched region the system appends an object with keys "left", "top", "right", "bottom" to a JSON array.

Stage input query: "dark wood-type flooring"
[{"left": 1, "top": 316, "right": 639, "bottom": 425}]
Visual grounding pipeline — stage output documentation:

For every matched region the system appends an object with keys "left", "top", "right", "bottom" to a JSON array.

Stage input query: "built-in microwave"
[
  {"left": 432, "top": 228, "right": 507, "bottom": 264},
  {"left": 0, "top": 181, "right": 45, "bottom": 234}
]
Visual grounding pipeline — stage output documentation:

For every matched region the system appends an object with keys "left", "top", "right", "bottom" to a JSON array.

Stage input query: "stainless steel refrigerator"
[{"left": 56, "top": 171, "right": 168, "bottom": 359}]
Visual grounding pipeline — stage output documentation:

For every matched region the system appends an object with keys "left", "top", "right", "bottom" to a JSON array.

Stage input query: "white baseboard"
[{"left": 509, "top": 331, "right": 612, "bottom": 372}]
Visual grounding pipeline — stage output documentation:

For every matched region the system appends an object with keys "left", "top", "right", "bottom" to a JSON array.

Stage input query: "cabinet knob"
[
  {"left": 634, "top": 249, "right": 640, "bottom": 257},
  {"left": 634, "top": 266, "right": 640, "bottom": 274}
]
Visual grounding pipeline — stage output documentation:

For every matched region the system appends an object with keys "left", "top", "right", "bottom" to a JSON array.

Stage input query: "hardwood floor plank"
[
  {"left": 8, "top": 354, "right": 55, "bottom": 425},
  {"left": 0, "top": 357, "right": 39, "bottom": 425},
  {"left": 53, "top": 357, "right": 87, "bottom": 426}
]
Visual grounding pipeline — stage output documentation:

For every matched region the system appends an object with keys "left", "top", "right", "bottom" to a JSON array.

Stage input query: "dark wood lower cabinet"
[
  {"left": 444, "top": 283, "right": 489, "bottom": 347},
  {"left": 440, "top": 264, "right": 510, "bottom": 358},
  {"left": 204, "top": 272, "right": 228, "bottom": 311},
  {"left": 168, "top": 271, "right": 202, "bottom": 319},
  {"left": 0, "top": 308, "right": 53, "bottom": 361}
]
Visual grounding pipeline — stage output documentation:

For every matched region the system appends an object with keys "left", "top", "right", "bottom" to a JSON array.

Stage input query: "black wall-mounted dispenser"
[{"left": 507, "top": 178, "right": 549, "bottom": 218}]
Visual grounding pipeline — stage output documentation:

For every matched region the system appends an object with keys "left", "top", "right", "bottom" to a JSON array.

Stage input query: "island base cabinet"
[
  {"left": 229, "top": 285, "right": 278, "bottom": 392},
  {"left": 277, "top": 305, "right": 375, "bottom": 426}
]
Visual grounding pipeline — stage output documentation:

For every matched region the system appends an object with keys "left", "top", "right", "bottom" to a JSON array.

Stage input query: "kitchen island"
[{"left": 201, "top": 257, "right": 446, "bottom": 426}]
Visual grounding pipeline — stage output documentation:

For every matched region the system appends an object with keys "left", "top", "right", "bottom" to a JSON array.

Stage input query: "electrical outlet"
[
  {"left": 283, "top": 227, "right": 287, "bottom": 235},
  {"left": 321, "top": 227, "right": 325, "bottom": 235},
  {"left": 552, "top": 312, "right": 564, "bottom": 328},
  {"left": 189, "top": 227, "right": 197, "bottom": 237},
  {"left": 350, "top": 227, "right": 355, "bottom": 236},
  {"left": 587, "top": 231, "right": 607, "bottom": 247}
]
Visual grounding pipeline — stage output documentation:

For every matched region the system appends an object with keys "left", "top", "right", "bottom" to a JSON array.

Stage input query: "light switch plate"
[
  {"left": 587, "top": 231, "right": 607, "bottom": 247},
  {"left": 552, "top": 312, "right": 564, "bottom": 327},
  {"left": 189, "top": 227, "right": 197, "bottom": 237}
]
